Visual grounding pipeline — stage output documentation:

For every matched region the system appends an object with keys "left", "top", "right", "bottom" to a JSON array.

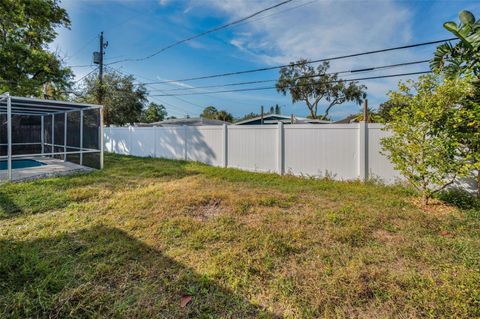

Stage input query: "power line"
[
  {"left": 105, "top": 65, "right": 202, "bottom": 115},
  {"left": 139, "top": 38, "right": 456, "bottom": 85},
  {"left": 73, "top": 68, "right": 98, "bottom": 84},
  {"left": 109, "top": 66, "right": 205, "bottom": 110},
  {"left": 151, "top": 70, "right": 432, "bottom": 96},
  {"left": 68, "top": 64, "right": 95, "bottom": 68},
  {"left": 106, "top": 0, "right": 296, "bottom": 65},
  {"left": 149, "top": 59, "right": 430, "bottom": 92},
  {"left": 229, "top": 0, "right": 318, "bottom": 29}
]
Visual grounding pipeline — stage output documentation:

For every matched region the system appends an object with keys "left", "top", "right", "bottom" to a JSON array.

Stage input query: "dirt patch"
[{"left": 184, "top": 197, "right": 223, "bottom": 221}]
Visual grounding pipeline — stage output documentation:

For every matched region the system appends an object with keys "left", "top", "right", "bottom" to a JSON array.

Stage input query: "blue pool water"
[{"left": 0, "top": 159, "right": 47, "bottom": 170}]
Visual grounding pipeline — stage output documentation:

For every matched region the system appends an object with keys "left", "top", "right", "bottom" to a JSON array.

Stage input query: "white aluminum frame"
[{"left": 0, "top": 94, "right": 104, "bottom": 181}]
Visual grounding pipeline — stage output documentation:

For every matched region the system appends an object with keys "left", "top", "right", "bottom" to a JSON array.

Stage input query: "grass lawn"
[{"left": 0, "top": 154, "right": 479, "bottom": 318}]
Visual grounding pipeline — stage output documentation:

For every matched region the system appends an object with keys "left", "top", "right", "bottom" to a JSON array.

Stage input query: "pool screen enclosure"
[{"left": 0, "top": 93, "right": 103, "bottom": 181}]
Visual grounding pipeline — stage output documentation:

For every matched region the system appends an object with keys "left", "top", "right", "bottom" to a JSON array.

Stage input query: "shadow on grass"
[
  {"left": 0, "top": 192, "right": 22, "bottom": 217},
  {"left": 0, "top": 154, "right": 199, "bottom": 220},
  {"left": 0, "top": 225, "right": 280, "bottom": 318}
]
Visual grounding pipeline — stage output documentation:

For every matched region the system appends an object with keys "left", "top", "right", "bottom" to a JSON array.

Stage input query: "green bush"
[{"left": 437, "top": 188, "right": 480, "bottom": 210}]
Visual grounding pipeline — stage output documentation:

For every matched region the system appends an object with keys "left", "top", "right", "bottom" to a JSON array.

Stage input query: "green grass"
[{"left": 0, "top": 154, "right": 479, "bottom": 318}]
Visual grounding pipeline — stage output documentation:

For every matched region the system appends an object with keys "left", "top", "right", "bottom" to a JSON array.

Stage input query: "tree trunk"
[{"left": 422, "top": 193, "right": 429, "bottom": 206}]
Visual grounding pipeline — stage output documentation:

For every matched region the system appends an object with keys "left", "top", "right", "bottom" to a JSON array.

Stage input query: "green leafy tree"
[
  {"left": 381, "top": 75, "right": 474, "bottom": 205},
  {"left": 352, "top": 108, "right": 382, "bottom": 123},
  {"left": 77, "top": 70, "right": 147, "bottom": 126},
  {"left": 431, "top": 9, "right": 480, "bottom": 196},
  {"left": 200, "top": 105, "right": 233, "bottom": 122},
  {"left": 216, "top": 110, "right": 234, "bottom": 122},
  {"left": 0, "top": 0, "right": 73, "bottom": 98},
  {"left": 377, "top": 100, "right": 406, "bottom": 123},
  {"left": 276, "top": 60, "right": 366, "bottom": 119},
  {"left": 201, "top": 106, "right": 219, "bottom": 119},
  {"left": 140, "top": 102, "right": 167, "bottom": 123}
]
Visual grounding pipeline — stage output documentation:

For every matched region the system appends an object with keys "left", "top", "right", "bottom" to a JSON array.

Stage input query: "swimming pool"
[{"left": 0, "top": 159, "right": 47, "bottom": 170}]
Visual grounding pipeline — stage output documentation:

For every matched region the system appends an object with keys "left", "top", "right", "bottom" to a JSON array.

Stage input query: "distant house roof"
[
  {"left": 333, "top": 115, "right": 359, "bottom": 124},
  {"left": 135, "top": 117, "right": 228, "bottom": 127},
  {"left": 234, "top": 114, "right": 331, "bottom": 125}
]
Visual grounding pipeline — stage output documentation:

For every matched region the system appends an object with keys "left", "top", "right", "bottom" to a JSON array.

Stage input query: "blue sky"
[{"left": 52, "top": 0, "right": 480, "bottom": 120}]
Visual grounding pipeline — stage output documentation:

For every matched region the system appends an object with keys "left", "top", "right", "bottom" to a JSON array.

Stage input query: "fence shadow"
[
  {"left": 0, "top": 225, "right": 281, "bottom": 318},
  {"left": 106, "top": 126, "right": 220, "bottom": 165}
]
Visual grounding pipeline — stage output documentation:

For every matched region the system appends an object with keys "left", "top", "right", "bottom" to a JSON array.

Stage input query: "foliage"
[
  {"left": 200, "top": 106, "right": 233, "bottom": 122},
  {"left": 430, "top": 10, "right": 480, "bottom": 77},
  {"left": 269, "top": 104, "right": 281, "bottom": 115},
  {"left": 200, "top": 106, "right": 218, "bottom": 119},
  {"left": 140, "top": 102, "right": 167, "bottom": 123},
  {"left": 432, "top": 10, "right": 480, "bottom": 196},
  {"left": 0, "top": 0, "right": 73, "bottom": 98},
  {"left": 381, "top": 75, "right": 475, "bottom": 205},
  {"left": 276, "top": 60, "right": 366, "bottom": 119},
  {"left": 377, "top": 100, "right": 407, "bottom": 122},
  {"left": 351, "top": 108, "right": 383, "bottom": 123},
  {"left": 77, "top": 70, "right": 147, "bottom": 126},
  {"left": 437, "top": 188, "right": 480, "bottom": 211},
  {"left": 236, "top": 112, "right": 259, "bottom": 122},
  {"left": 216, "top": 110, "right": 233, "bottom": 122}
]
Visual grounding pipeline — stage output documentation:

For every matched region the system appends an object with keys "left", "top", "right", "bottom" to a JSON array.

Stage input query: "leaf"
[
  {"left": 180, "top": 295, "right": 192, "bottom": 308},
  {"left": 459, "top": 10, "right": 475, "bottom": 25},
  {"left": 443, "top": 21, "right": 459, "bottom": 33}
]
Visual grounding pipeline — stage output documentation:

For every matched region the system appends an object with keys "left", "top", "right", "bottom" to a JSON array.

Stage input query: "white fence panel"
[
  {"left": 186, "top": 126, "right": 223, "bottom": 166},
  {"left": 284, "top": 125, "right": 359, "bottom": 179},
  {"left": 130, "top": 127, "right": 155, "bottom": 157},
  {"left": 367, "top": 124, "right": 400, "bottom": 183},
  {"left": 155, "top": 127, "right": 185, "bottom": 160},
  {"left": 104, "top": 123, "right": 476, "bottom": 192},
  {"left": 104, "top": 127, "right": 131, "bottom": 155},
  {"left": 227, "top": 126, "right": 277, "bottom": 172}
]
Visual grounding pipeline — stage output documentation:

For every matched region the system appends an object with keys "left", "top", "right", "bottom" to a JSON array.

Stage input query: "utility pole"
[
  {"left": 363, "top": 99, "right": 369, "bottom": 123},
  {"left": 260, "top": 105, "right": 264, "bottom": 125},
  {"left": 93, "top": 32, "right": 108, "bottom": 105}
]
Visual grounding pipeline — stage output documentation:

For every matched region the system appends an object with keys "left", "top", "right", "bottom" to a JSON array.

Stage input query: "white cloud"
[{"left": 198, "top": 0, "right": 419, "bottom": 107}]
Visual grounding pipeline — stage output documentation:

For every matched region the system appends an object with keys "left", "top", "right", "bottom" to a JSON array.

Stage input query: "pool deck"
[{"left": 0, "top": 157, "right": 94, "bottom": 182}]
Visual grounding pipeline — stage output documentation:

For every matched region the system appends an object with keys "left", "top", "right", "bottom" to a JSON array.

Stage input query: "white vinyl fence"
[{"left": 104, "top": 123, "right": 404, "bottom": 183}]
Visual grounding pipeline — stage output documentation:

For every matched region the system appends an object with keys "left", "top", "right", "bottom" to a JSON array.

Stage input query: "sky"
[{"left": 52, "top": 0, "right": 480, "bottom": 120}]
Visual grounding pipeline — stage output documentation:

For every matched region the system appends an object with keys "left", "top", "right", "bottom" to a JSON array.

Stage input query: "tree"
[
  {"left": 0, "top": 0, "right": 73, "bottom": 98},
  {"left": 274, "top": 104, "right": 281, "bottom": 115},
  {"left": 201, "top": 106, "right": 219, "bottom": 119},
  {"left": 77, "top": 70, "right": 147, "bottom": 126},
  {"left": 276, "top": 60, "right": 366, "bottom": 119},
  {"left": 216, "top": 110, "right": 234, "bottom": 122},
  {"left": 431, "top": 10, "right": 480, "bottom": 196},
  {"left": 200, "top": 106, "right": 233, "bottom": 122},
  {"left": 352, "top": 108, "right": 383, "bottom": 123},
  {"left": 140, "top": 102, "right": 167, "bottom": 123},
  {"left": 381, "top": 75, "right": 474, "bottom": 205},
  {"left": 377, "top": 100, "right": 406, "bottom": 123}
]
